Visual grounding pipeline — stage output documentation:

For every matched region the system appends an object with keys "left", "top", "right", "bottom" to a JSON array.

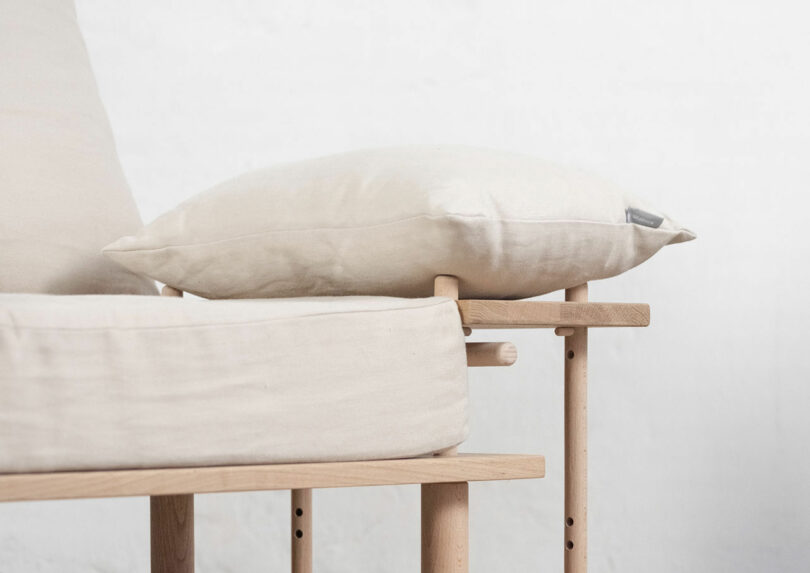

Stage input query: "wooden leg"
[
  {"left": 153, "top": 287, "right": 192, "bottom": 572},
  {"left": 564, "top": 283, "right": 588, "bottom": 573},
  {"left": 422, "top": 275, "right": 469, "bottom": 573},
  {"left": 151, "top": 494, "right": 194, "bottom": 573},
  {"left": 291, "top": 489, "right": 312, "bottom": 573},
  {"left": 421, "top": 482, "right": 469, "bottom": 573}
]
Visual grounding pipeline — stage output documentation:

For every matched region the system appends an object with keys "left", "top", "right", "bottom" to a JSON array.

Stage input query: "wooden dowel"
[
  {"left": 434, "top": 275, "right": 459, "bottom": 454},
  {"left": 435, "top": 274, "right": 469, "bottom": 337},
  {"left": 555, "top": 327, "right": 575, "bottom": 337},
  {"left": 465, "top": 342, "right": 517, "bottom": 367},
  {"left": 291, "top": 489, "right": 312, "bottom": 573},
  {"left": 161, "top": 285, "right": 183, "bottom": 298},
  {"left": 434, "top": 275, "right": 460, "bottom": 299},
  {"left": 564, "top": 283, "right": 588, "bottom": 573},
  {"left": 151, "top": 495, "right": 194, "bottom": 573}
]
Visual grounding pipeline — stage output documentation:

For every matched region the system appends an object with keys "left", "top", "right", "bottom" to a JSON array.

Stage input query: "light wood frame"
[{"left": 0, "top": 277, "right": 650, "bottom": 573}]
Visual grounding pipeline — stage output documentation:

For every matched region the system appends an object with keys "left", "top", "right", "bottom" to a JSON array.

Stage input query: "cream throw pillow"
[
  {"left": 0, "top": 0, "right": 155, "bottom": 295},
  {"left": 105, "top": 146, "right": 694, "bottom": 299}
]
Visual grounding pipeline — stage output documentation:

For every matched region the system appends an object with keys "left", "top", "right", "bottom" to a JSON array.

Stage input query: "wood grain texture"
[
  {"left": 465, "top": 342, "right": 517, "bottom": 367},
  {"left": 153, "top": 285, "right": 192, "bottom": 573},
  {"left": 291, "top": 489, "right": 312, "bottom": 573},
  {"left": 456, "top": 299, "right": 649, "bottom": 329},
  {"left": 422, "top": 482, "right": 469, "bottom": 573},
  {"left": 564, "top": 285, "right": 588, "bottom": 573},
  {"left": 0, "top": 454, "right": 545, "bottom": 502},
  {"left": 151, "top": 495, "right": 194, "bottom": 573},
  {"left": 421, "top": 275, "right": 469, "bottom": 573},
  {"left": 434, "top": 275, "right": 460, "bottom": 299}
]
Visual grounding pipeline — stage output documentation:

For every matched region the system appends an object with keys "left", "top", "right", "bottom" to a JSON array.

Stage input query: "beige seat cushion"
[
  {"left": 104, "top": 146, "right": 694, "bottom": 300},
  {"left": 0, "top": 294, "right": 468, "bottom": 473},
  {"left": 0, "top": 0, "right": 155, "bottom": 295}
]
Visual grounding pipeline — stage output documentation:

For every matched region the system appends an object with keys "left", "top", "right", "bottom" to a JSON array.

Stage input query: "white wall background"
[{"left": 2, "top": 0, "right": 809, "bottom": 571}]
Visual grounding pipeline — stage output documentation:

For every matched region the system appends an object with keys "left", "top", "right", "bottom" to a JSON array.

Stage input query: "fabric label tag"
[{"left": 626, "top": 207, "right": 664, "bottom": 228}]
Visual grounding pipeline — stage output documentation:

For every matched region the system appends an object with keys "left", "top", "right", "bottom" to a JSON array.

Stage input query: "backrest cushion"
[{"left": 0, "top": 0, "right": 156, "bottom": 294}]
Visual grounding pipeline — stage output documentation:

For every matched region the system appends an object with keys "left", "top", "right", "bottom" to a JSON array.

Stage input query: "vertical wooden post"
[
  {"left": 564, "top": 283, "right": 588, "bottom": 573},
  {"left": 291, "top": 489, "right": 312, "bottom": 573},
  {"left": 433, "top": 275, "right": 460, "bottom": 300},
  {"left": 422, "top": 276, "right": 469, "bottom": 573},
  {"left": 421, "top": 482, "right": 469, "bottom": 573},
  {"left": 151, "top": 495, "right": 194, "bottom": 573},
  {"left": 151, "top": 285, "right": 193, "bottom": 573}
]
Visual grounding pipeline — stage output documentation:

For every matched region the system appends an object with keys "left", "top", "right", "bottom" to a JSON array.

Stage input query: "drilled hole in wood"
[
  {"left": 566, "top": 540, "right": 574, "bottom": 550},
  {"left": 295, "top": 508, "right": 303, "bottom": 517},
  {"left": 566, "top": 517, "right": 574, "bottom": 527},
  {"left": 567, "top": 350, "right": 575, "bottom": 360},
  {"left": 295, "top": 529, "right": 303, "bottom": 539}
]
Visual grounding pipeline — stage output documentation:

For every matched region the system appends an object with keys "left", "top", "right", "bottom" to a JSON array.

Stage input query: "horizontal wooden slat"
[
  {"left": 457, "top": 300, "right": 650, "bottom": 329},
  {"left": 0, "top": 454, "right": 545, "bottom": 503}
]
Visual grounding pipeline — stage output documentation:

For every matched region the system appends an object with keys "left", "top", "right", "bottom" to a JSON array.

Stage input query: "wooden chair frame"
[{"left": 0, "top": 276, "right": 650, "bottom": 573}]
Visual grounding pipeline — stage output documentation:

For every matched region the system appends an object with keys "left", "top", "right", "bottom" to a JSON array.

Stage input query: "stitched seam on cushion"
[
  {"left": 0, "top": 297, "right": 456, "bottom": 332},
  {"left": 104, "top": 213, "right": 691, "bottom": 254}
]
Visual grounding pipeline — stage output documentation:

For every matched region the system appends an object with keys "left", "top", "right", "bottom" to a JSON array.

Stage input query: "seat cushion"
[
  {"left": 0, "top": 294, "right": 468, "bottom": 472},
  {"left": 0, "top": 0, "right": 155, "bottom": 295}
]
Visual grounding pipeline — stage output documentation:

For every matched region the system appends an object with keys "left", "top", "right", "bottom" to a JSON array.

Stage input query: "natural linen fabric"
[
  {"left": 0, "top": 294, "right": 468, "bottom": 472},
  {"left": 0, "top": 0, "right": 155, "bottom": 295},
  {"left": 104, "top": 146, "right": 694, "bottom": 300}
]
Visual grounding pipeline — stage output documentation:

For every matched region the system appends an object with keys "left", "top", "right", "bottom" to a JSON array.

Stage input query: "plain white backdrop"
[{"left": 2, "top": 1, "right": 809, "bottom": 571}]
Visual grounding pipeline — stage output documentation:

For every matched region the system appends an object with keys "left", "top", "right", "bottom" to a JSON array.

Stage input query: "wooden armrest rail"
[
  {"left": 0, "top": 454, "right": 545, "bottom": 503},
  {"left": 457, "top": 299, "right": 650, "bottom": 329}
]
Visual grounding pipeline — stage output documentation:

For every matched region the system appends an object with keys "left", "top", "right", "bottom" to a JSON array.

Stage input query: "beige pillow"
[
  {"left": 0, "top": 0, "right": 155, "bottom": 295},
  {"left": 104, "top": 146, "right": 694, "bottom": 299}
]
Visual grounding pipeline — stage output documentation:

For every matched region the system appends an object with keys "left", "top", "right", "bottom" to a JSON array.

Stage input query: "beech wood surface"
[
  {"left": 465, "top": 342, "right": 517, "bottom": 367},
  {"left": 457, "top": 299, "right": 649, "bottom": 328},
  {"left": 0, "top": 454, "right": 545, "bottom": 502},
  {"left": 564, "top": 284, "right": 589, "bottom": 573},
  {"left": 291, "top": 489, "right": 312, "bottom": 573}
]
